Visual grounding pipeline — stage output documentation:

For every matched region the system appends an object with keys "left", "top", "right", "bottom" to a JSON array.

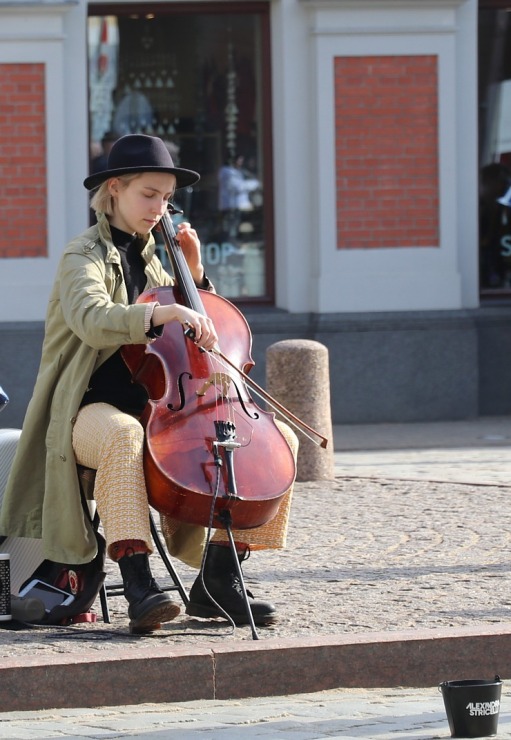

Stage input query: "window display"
[{"left": 88, "top": 5, "right": 270, "bottom": 300}]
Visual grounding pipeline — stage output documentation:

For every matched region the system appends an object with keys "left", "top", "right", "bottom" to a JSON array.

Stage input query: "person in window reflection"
[
  {"left": 90, "top": 130, "right": 118, "bottom": 176},
  {"left": 218, "top": 154, "right": 261, "bottom": 238},
  {"left": 0, "top": 135, "right": 297, "bottom": 634}
]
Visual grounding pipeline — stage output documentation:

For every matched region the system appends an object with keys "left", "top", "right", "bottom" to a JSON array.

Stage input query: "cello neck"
[{"left": 159, "top": 208, "right": 206, "bottom": 314}]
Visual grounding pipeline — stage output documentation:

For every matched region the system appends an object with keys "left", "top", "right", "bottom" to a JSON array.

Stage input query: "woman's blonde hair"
[{"left": 89, "top": 174, "right": 140, "bottom": 215}]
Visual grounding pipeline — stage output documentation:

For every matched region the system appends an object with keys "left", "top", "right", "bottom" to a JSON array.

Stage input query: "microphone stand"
[
  {"left": 213, "top": 422, "right": 259, "bottom": 641},
  {"left": 217, "top": 508, "right": 259, "bottom": 641}
]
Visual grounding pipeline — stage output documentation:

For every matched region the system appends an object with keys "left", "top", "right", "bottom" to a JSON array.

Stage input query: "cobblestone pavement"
[
  {"left": 2, "top": 472, "right": 511, "bottom": 656},
  {"left": 2, "top": 418, "right": 511, "bottom": 739},
  {"left": 2, "top": 417, "right": 511, "bottom": 654}
]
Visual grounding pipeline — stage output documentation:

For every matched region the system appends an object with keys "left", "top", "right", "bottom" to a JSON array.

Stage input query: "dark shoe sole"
[
  {"left": 186, "top": 601, "right": 277, "bottom": 627},
  {"left": 129, "top": 601, "right": 181, "bottom": 635}
]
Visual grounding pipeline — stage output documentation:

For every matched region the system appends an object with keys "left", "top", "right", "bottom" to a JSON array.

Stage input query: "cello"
[{"left": 122, "top": 207, "right": 323, "bottom": 534}]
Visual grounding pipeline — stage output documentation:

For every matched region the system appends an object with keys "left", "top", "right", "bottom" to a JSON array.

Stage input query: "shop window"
[
  {"left": 479, "top": 2, "right": 511, "bottom": 294},
  {"left": 88, "top": 4, "right": 272, "bottom": 302}
]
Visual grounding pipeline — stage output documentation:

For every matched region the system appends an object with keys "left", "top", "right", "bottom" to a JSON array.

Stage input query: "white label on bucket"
[{"left": 466, "top": 701, "right": 500, "bottom": 716}]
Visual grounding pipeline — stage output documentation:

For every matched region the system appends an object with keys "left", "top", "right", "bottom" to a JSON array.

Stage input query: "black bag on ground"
[{"left": 18, "top": 530, "right": 106, "bottom": 625}]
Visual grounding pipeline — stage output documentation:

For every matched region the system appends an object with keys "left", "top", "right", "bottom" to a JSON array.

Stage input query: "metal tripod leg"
[
  {"left": 149, "top": 511, "right": 189, "bottom": 606},
  {"left": 218, "top": 509, "right": 259, "bottom": 641}
]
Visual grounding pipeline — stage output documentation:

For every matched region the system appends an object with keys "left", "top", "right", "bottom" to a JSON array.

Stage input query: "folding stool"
[{"left": 77, "top": 465, "right": 189, "bottom": 623}]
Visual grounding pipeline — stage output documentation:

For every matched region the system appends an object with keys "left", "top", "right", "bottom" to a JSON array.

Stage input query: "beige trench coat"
[{"left": 0, "top": 213, "right": 173, "bottom": 564}]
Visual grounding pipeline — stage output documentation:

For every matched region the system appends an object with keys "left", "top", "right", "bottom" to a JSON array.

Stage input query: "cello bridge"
[{"left": 196, "top": 372, "right": 232, "bottom": 398}]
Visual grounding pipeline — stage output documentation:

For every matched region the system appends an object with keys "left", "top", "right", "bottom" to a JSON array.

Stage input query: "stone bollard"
[{"left": 266, "top": 339, "right": 334, "bottom": 482}]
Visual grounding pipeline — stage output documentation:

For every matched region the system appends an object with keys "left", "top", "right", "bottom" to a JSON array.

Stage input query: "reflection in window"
[
  {"left": 479, "top": 5, "right": 511, "bottom": 292},
  {"left": 87, "top": 8, "right": 269, "bottom": 300}
]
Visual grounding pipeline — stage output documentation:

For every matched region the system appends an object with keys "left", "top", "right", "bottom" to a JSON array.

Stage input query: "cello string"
[
  {"left": 200, "top": 346, "right": 325, "bottom": 448},
  {"left": 162, "top": 208, "right": 241, "bottom": 439},
  {"left": 184, "top": 323, "right": 238, "bottom": 434}
]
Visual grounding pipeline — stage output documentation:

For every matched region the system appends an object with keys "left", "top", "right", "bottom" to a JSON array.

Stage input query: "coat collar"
[{"left": 96, "top": 212, "right": 157, "bottom": 265}]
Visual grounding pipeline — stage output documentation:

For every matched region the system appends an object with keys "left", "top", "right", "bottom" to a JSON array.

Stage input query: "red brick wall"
[
  {"left": 0, "top": 63, "right": 47, "bottom": 258},
  {"left": 334, "top": 55, "right": 439, "bottom": 249}
]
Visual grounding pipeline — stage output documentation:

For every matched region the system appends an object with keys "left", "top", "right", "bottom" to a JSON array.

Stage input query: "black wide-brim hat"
[{"left": 83, "top": 134, "right": 200, "bottom": 191}]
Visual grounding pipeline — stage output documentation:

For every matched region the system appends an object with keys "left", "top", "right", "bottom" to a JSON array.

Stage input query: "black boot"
[
  {"left": 118, "top": 553, "right": 180, "bottom": 634},
  {"left": 186, "top": 544, "right": 277, "bottom": 626}
]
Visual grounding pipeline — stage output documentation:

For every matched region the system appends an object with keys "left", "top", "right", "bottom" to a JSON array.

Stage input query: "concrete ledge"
[{"left": 1, "top": 625, "right": 511, "bottom": 712}]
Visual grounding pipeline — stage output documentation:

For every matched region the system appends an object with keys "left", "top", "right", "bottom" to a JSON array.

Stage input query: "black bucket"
[{"left": 439, "top": 676, "right": 502, "bottom": 738}]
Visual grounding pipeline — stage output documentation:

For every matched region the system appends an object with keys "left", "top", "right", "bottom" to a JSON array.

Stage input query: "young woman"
[{"left": 0, "top": 135, "right": 297, "bottom": 634}]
